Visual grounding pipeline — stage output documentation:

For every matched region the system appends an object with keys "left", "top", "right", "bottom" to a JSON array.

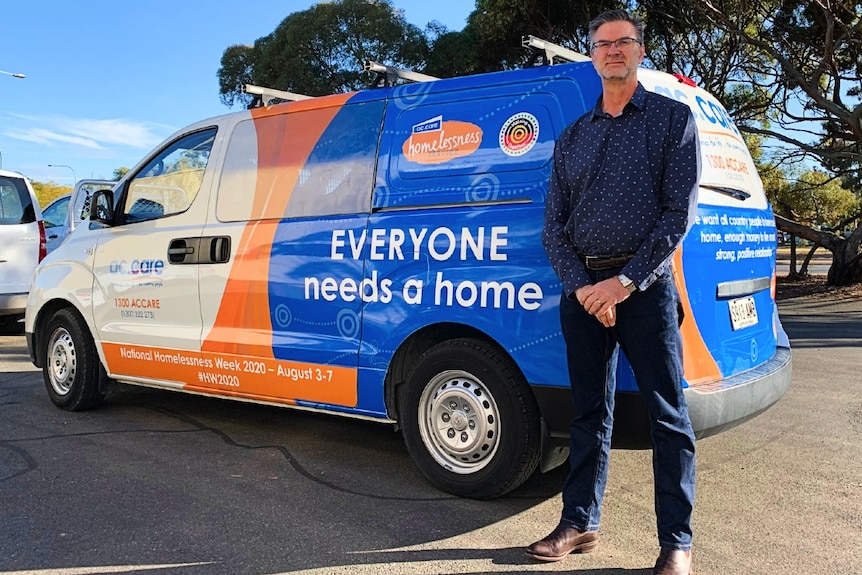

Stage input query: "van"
[
  {"left": 42, "top": 180, "right": 116, "bottom": 253},
  {"left": 1, "top": 169, "right": 45, "bottom": 335},
  {"left": 25, "top": 46, "right": 791, "bottom": 499}
]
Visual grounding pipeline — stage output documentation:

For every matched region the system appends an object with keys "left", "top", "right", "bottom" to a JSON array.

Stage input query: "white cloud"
[
  {"left": 6, "top": 127, "right": 106, "bottom": 150},
  {"left": 4, "top": 113, "right": 170, "bottom": 151}
]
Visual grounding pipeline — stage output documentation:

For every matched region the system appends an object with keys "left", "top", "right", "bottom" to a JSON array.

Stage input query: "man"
[{"left": 529, "top": 9, "right": 699, "bottom": 575}]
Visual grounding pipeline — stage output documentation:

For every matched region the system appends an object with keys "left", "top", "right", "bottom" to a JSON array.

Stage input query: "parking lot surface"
[{"left": 1, "top": 295, "right": 860, "bottom": 575}]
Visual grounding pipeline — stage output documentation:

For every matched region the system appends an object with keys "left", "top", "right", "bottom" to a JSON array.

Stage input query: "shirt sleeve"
[
  {"left": 621, "top": 105, "right": 700, "bottom": 290},
  {"left": 542, "top": 131, "right": 590, "bottom": 297}
]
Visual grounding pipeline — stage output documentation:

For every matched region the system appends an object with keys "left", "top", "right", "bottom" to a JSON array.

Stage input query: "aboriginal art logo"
[
  {"left": 403, "top": 115, "right": 483, "bottom": 165},
  {"left": 499, "top": 112, "right": 539, "bottom": 156}
]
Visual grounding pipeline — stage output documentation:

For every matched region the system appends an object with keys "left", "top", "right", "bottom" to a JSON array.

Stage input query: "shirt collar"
[{"left": 590, "top": 82, "right": 647, "bottom": 120}]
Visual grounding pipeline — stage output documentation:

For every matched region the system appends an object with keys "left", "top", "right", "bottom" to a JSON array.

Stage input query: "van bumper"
[
  {"left": 533, "top": 346, "right": 792, "bottom": 451},
  {"left": 686, "top": 345, "right": 792, "bottom": 439},
  {"left": 0, "top": 292, "right": 28, "bottom": 315}
]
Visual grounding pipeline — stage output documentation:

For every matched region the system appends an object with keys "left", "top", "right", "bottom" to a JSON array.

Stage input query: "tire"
[
  {"left": 42, "top": 309, "right": 106, "bottom": 411},
  {"left": 398, "top": 338, "right": 541, "bottom": 499}
]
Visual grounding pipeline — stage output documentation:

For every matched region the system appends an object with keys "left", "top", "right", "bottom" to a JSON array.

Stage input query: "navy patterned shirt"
[{"left": 542, "top": 82, "right": 700, "bottom": 295}]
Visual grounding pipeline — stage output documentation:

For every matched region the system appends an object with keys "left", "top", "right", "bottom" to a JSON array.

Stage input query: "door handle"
[
  {"left": 205, "top": 236, "right": 231, "bottom": 264},
  {"left": 168, "top": 237, "right": 230, "bottom": 264},
  {"left": 168, "top": 238, "right": 199, "bottom": 264}
]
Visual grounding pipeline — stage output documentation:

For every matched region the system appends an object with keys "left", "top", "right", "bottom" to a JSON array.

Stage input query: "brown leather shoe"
[
  {"left": 525, "top": 522, "right": 598, "bottom": 562},
  {"left": 653, "top": 548, "right": 692, "bottom": 575}
]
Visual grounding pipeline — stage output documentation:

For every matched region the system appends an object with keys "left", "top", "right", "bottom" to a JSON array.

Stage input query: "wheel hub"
[
  {"left": 418, "top": 370, "right": 501, "bottom": 474},
  {"left": 48, "top": 329, "right": 76, "bottom": 396}
]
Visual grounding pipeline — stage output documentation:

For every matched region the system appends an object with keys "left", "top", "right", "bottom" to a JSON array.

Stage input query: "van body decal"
[
  {"left": 203, "top": 94, "right": 353, "bottom": 357},
  {"left": 102, "top": 342, "right": 358, "bottom": 407},
  {"left": 499, "top": 112, "right": 539, "bottom": 156},
  {"left": 672, "top": 248, "right": 722, "bottom": 384},
  {"left": 402, "top": 117, "right": 483, "bottom": 164}
]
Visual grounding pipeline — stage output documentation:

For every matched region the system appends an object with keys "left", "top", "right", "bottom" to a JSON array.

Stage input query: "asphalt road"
[{"left": 1, "top": 296, "right": 860, "bottom": 575}]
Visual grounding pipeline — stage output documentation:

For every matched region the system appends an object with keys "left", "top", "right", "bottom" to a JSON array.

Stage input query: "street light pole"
[
  {"left": 48, "top": 164, "right": 77, "bottom": 185},
  {"left": 2, "top": 70, "right": 25, "bottom": 170}
]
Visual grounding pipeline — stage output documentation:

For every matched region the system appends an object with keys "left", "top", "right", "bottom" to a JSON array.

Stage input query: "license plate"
[{"left": 728, "top": 296, "right": 758, "bottom": 330}]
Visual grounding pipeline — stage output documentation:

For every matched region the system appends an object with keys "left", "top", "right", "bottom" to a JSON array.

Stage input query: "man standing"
[{"left": 528, "top": 9, "right": 699, "bottom": 575}]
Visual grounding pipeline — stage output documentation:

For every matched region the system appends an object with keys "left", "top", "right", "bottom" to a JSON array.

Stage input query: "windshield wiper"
[{"left": 701, "top": 185, "right": 751, "bottom": 201}]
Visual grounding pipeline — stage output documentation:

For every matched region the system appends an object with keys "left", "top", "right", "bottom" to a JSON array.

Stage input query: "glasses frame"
[{"left": 590, "top": 37, "right": 643, "bottom": 52}]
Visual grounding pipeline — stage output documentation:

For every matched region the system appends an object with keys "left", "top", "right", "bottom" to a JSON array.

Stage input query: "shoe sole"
[{"left": 524, "top": 539, "right": 599, "bottom": 562}]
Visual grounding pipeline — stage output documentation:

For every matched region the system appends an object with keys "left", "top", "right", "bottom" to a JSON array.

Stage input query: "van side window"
[
  {"left": 124, "top": 128, "right": 217, "bottom": 223},
  {"left": 217, "top": 100, "right": 384, "bottom": 222}
]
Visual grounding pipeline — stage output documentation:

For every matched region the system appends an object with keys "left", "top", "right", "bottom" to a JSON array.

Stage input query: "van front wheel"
[
  {"left": 43, "top": 309, "right": 106, "bottom": 411},
  {"left": 399, "top": 338, "right": 541, "bottom": 499}
]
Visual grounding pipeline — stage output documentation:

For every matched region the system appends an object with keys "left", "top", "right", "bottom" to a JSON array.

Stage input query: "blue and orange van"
[{"left": 25, "top": 49, "right": 791, "bottom": 499}]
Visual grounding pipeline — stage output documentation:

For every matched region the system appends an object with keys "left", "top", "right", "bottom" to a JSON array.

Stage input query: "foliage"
[
  {"left": 113, "top": 167, "right": 130, "bottom": 181},
  {"left": 774, "top": 170, "right": 859, "bottom": 226},
  {"left": 689, "top": 0, "right": 861, "bottom": 184},
  {"left": 217, "top": 0, "right": 429, "bottom": 105},
  {"left": 31, "top": 180, "right": 71, "bottom": 208},
  {"left": 463, "top": 0, "right": 620, "bottom": 71}
]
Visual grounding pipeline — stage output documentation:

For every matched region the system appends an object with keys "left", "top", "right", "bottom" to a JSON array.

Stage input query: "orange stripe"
[
  {"left": 673, "top": 249, "right": 722, "bottom": 385},
  {"left": 102, "top": 342, "right": 358, "bottom": 407},
  {"left": 203, "top": 93, "right": 352, "bottom": 356}
]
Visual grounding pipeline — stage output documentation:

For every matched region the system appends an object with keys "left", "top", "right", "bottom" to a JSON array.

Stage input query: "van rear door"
[{"left": 640, "top": 72, "right": 782, "bottom": 388}]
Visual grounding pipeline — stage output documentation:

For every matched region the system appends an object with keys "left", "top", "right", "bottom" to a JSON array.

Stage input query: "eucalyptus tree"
[{"left": 217, "top": 0, "right": 429, "bottom": 106}]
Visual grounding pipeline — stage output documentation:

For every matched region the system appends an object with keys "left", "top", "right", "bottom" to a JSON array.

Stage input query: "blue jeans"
[{"left": 558, "top": 267, "right": 696, "bottom": 551}]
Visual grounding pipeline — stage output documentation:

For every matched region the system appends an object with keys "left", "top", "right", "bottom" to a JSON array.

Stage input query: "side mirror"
[{"left": 90, "top": 189, "right": 115, "bottom": 224}]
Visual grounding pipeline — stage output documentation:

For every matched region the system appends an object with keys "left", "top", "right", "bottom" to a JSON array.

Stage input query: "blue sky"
[{"left": 0, "top": 1, "right": 472, "bottom": 187}]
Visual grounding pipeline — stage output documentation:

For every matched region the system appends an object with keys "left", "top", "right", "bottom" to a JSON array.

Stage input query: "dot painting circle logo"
[{"left": 499, "top": 112, "right": 539, "bottom": 156}]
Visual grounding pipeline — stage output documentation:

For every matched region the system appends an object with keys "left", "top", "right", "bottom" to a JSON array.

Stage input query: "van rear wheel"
[
  {"left": 43, "top": 309, "right": 106, "bottom": 411},
  {"left": 399, "top": 338, "right": 541, "bottom": 499}
]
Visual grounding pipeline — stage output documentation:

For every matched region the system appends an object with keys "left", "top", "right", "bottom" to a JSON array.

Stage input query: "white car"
[
  {"left": 42, "top": 193, "right": 70, "bottom": 253},
  {"left": 42, "top": 180, "right": 116, "bottom": 254},
  {"left": 0, "top": 169, "right": 45, "bottom": 334}
]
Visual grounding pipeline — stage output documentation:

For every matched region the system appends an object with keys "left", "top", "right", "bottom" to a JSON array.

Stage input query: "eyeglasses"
[{"left": 590, "top": 37, "right": 642, "bottom": 52}]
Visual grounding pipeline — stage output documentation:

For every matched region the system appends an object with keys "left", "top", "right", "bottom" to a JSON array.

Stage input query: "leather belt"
[{"left": 578, "top": 253, "right": 635, "bottom": 270}]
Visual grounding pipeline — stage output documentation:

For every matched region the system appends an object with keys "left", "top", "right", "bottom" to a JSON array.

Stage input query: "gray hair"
[{"left": 588, "top": 9, "right": 645, "bottom": 43}]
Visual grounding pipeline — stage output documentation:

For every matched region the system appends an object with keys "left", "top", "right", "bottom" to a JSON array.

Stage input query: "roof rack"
[
  {"left": 522, "top": 35, "right": 590, "bottom": 66},
  {"left": 364, "top": 61, "right": 439, "bottom": 88},
  {"left": 244, "top": 84, "right": 313, "bottom": 108}
]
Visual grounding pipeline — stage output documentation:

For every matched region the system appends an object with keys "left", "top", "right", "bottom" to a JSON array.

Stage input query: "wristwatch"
[{"left": 618, "top": 274, "right": 637, "bottom": 294}]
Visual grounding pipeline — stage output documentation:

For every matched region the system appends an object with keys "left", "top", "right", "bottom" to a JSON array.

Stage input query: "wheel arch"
[
  {"left": 383, "top": 322, "right": 533, "bottom": 428},
  {"left": 30, "top": 299, "right": 91, "bottom": 368}
]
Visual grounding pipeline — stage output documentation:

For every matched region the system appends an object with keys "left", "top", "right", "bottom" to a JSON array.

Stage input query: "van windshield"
[{"left": 0, "top": 176, "right": 35, "bottom": 225}]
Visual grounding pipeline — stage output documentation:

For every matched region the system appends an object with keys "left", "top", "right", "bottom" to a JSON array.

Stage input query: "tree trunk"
[
  {"left": 788, "top": 235, "right": 799, "bottom": 277},
  {"left": 827, "top": 228, "right": 862, "bottom": 286},
  {"left": 799, "top": 245, "right": 821, "bottom": 276},
  {"left": 776, "top": 215, "right": 860, "bottom": 286}
]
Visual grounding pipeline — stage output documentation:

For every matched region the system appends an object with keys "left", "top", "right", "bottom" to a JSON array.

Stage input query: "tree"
[
  {"left": 113, "top": 167, "right": 129, "bottom": 181},
  {"left": 217, "top": 0, "right": 429, "bottom": 106},
  {"left": 462, "top": 0, "right": 620, "bottom": 71},
  {"left": 31, "top": 181, "right": 71, "bottom": 208},
  {"left": 686, "top": 0, "right": 862, "bottom": 285},
  {"left": 768, "top": 170, "right": 859, "bottom": 276}
]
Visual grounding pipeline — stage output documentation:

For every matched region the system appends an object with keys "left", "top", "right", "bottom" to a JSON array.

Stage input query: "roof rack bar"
[
  {"left": 244, "top": 84, "right": 313, "bottom": 108},
  {"left": 364, "top": 61, "right": 439, "bottom": 88},
  {"left": 522, "top": 35, "right": 590, "bottom": 65}
]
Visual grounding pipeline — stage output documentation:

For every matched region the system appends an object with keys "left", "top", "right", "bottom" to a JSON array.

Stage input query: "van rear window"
[{"left": 0, "top": 176, "right": 35, "bottom": 225}]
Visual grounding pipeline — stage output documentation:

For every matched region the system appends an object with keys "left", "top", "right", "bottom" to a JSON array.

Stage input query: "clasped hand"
[{"left": 575, "top": 278, "right": 632, "bottom": 328}]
